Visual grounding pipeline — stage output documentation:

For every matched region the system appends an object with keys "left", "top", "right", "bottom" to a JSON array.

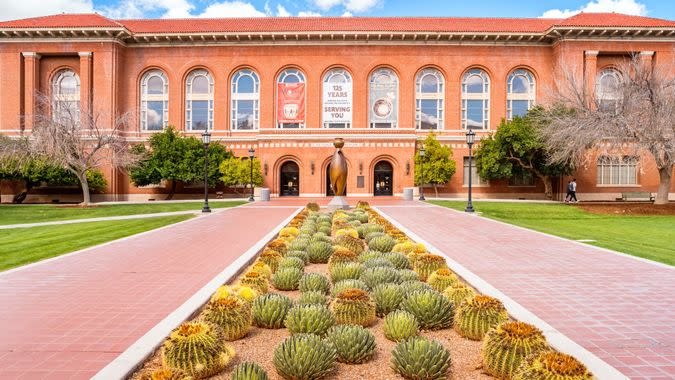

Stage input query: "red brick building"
[{"left": 1, "top": 12, "right": 673, "bottom": 202}]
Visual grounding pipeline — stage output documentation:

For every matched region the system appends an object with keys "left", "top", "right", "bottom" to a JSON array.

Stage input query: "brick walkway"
[
  {"left": 378, "top": 204, "right": 675, "bottom": 380},
  {"left": 0, "top": 206, "right": 296, "bottom": 380}
]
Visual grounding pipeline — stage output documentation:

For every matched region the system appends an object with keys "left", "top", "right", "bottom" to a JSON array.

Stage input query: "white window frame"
[
  {"left": 185, "top": 69, "right": 214, "bottom": 131},
  {"left": 415, "top": 68, "right": 444, "bottom": 130},
  {"left": 596, "top": 68, "right": 622, "bottom": 112},
  {"left": 461, "top": 68, "right": 490, "bottom": 130},
  {"left": 52, "top": 69, "right": 80, "bottom": 123},
  {"left": 463, "top": 157, "right": 489, "bottom": 187},
  {"left": 231, "top": 69, "right": 260, "bottom": 130},
  {"left": 507, "top": 69, "right": 536, "bottom": 120},
  {"left": 369, "top": 67, "right": 399, "bottom": 129},
  {"left": 322, "top": 68, "right": 352, "bottom": 129},
  {"left": 140, "top": 70, "right": 169, "bottom": 131},
  {"left": 597, "top": 156, "right": 638, "bottom": 186},
  {"left": 276, "top": 68, "right": 306, "bottom": 129}
]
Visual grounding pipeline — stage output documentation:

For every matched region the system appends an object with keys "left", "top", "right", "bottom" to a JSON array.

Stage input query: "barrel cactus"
[
  {"left": 400, "top": 280, "right": 432, "bottom": 295},
  {"left": 252, "top": 293, "right": 293, "bottom": 329},
  {"left": 359, "top": 266, "right": 402, "bottom": 289},
  {"left": 259, "top": 249, "right": 283, "bottom": 273},
  {"left": 251, "top": 261, "right": 273, "bottom": 279},
  {"left": 278, "top": 256, "right": 305, "bottom": 271},
  {"left": 267, "top": 238, "right": 288, "bottom": 255},
  {"left": 392, "top": 241, "right": 426, "bottom": 255},
  {"left": 362, "top": 257, "right": 394, "bottom": 269},
  {"left": 371, "top": 283, "right": 405, "bottom": 316},
  {"left": 383, "top": 252, "right": 411, "bottom": 269},
  {"left": 273, "top": 334, "right": 337, "bottom": 380},
  {"left": 331, "top": 279, "right": 370, "bottom": 296},
  {"left": 368, "top": 234, "right": 397, "bottom": 253},
  {"left": 203, "top": 295, "right": 252, "bottom": 341},
  {"left": 305, "top": 202, "right": 320, "bottom": 212},
  {"left": 139, "top": 368, "right": 189, "bottom": 380},
  {"left": 334, "top": 235, "right": 365, "bottom": 255},
  {"left": 383, "top": 310, "right": 420, "bottom": 342},
  {"left": 272, "top": 267, "right": 304, "bottom": 291},
  {"left": 513, "top": 351, "right": 594, "bottom": 380},
  {"left": 239, "top": 271, "right": 269, "bottom": 294},
  {"left": 306, "top": 241, "right": 334, "bottom": 264},
  {"left": 284, "top": 304, "right": 335, "bottom": 336},
  {"left": 162, "top": 321, "right": 235, "bottom": 379},
  {"left": 327, "top": 246, "right": 358, "bottom": 269},
  {"left": 427, "top": 268, "right": 459, "bottom": 292},
  {"left": 390, "top": 336, "right": 451, "bottom": 380},
  {"left": 230, "top": 361, "right": 269, "bottom": 380},
  {"left": 335, "top": 228, "right": 359, "bottom": 239},
  {"left": 398, "top": 269, "right": 420, "bottom": 282},
  {"left": 443, "top": 282, "right": 476, "bottom": 307},
  {"left": 331, "top": 289, "right": 377, "bottom": 326},
  {"left": 285, "top": 250, "right": 309, "bottom": 264},
  {"left": 400, "top": 289, "right": 453, "bottom": 330},
  {"left": 413, "top": 254, "right": 448, "bottom": 281},
  {"left": 329, "top": 262, "right": 363, "bottom": 283},
  {"left": 298, "top": 273, "right": 330, "bottom": 294},
  {"left": 483, "top": 321, "right": 550, "bottom": 379},
  {"left": 279, "top": 227, "right": 300, "bottom": 239},
  {"left": 325, "top": 324, "right": 376, "bottom": 364},
  {"left": 297, "top": 290, "right": 328, "bottom": 306},
  {"left": 454, "top": 295, "right": 509, "bottom": 340}
]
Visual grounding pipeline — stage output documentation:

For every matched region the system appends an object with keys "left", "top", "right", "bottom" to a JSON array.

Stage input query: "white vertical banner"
[{"left": 323, "top": 82, "right": 352, "bottom": 124}]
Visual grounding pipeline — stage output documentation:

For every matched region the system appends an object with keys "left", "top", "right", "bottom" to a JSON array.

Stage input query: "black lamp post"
[
  {"left": 248, "top": 147, "right": 255, "bottom": 202},
  {"left": 465, "top": 129, "right": 476, "bottom": 213},
  {"left": 418, "top": 146, "right": 426, "bottom": 201},
  {"left": 201, "top": 131, "right": 211, "bottom": 213}
]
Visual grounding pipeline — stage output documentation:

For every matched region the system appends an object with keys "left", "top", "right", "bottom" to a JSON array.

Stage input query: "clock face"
[{"left": 373, "top": 98, "right": 393, "bottom": 118}]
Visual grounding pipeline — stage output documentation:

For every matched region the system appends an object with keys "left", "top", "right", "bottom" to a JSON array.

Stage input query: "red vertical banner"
[{"left": 277, "top": 83, "right": 305, "bottom": 124}]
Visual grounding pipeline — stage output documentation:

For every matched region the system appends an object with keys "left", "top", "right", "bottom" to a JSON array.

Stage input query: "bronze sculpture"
[{"left": 329, "top": 138, "right": 348, "bottom": 197}]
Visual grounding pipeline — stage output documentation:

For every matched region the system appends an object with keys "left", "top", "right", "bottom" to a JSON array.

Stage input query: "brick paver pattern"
[
  {"left": 379, "top": 204, "right": 675, "bottom": 380},
  {"left": 0, "top": 206, "right": 296, "bottom": 380}
]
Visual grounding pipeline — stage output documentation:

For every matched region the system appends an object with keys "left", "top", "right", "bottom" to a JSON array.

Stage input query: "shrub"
[
  {"left": 239, "top": 271, "right": 269, "bottom": 294},
  {"left": 371, "top": 283, "right": 405, "bottom": 316},
  {"left": 390, "top": 336, "right": 451, "bottom": 380},
  {"left": 368, "top": 234, "right": 397, "bottom": 252},
  {"left": 359, "top": 266, "right": 402, "bottom": 289},
  {"left": 330, "top": 289, "right": 377, "bottom": 327},
  {"left": 297, "top": 290, "right": 328, "bottom": 306},
  {"left": 483, "top": 321, "right": 549, "bottom": 379},
  {"left": 252, "top": 293, "right": 293, "bottom": 329},
  {"left": 325, "top": 325, "right": 376, "bottom": 364},
  {"left": 298, "top": 273, "right": 330, "bottom": 294},
  {"left": 329, "top": 262, "right": 363, "bottom": 283},
  {"left": 284, "top": 304, "right": 335, "bottom": 336},
  {"left": 273, "top": 334, "right": 336, "bottom": 380},
  {"left": 400, "top": 289, "right": 453, "bottom": 330},
  {"left": 306, "top": 241, "right": 334, "bottom": 264},
  {"left": 203, "top": 295, "right": 252, "bottom": 341},
  {"left": 278, "top": 257, "right": 305, "bottom": 271},
  {"left": 331, "top": 279, "right": 370, "bottom": 296},
  {"left": 427, "top": 268, "right": 459, "bottom": 292},
  {"left": 272, "top": 267, "right": 304, "bottom": 291},
  {"left": 454, "top": 295, "right": 509, "bottom": 340},
  {"left": 383, "top": 310, "right": 420, "bottom": 342},
  {"left": 413, "top": 254, "right": 447, "bottom": 281},
  {"left": 512, "top": 351, "right": 594, "bottom": 380},
  {"left": 230, "top": 361, "right": 269, "bottom": 380},
  {"left": 162, "top": 322, "right": 235, "bottom": 379}
]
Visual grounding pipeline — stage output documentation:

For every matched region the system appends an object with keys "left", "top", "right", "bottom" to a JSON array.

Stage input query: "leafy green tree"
[
  {"left": 219, "top": 157, "right": 263, "bottom": 194},
  {"left": 129, "top": 127, "right": 232, "bottom": 199},
  {"left": 474, "top": 108, "right": 572, "bottom": 199},
  {"left": 414, "top": 133, "right": 457, "bottom": 198}
]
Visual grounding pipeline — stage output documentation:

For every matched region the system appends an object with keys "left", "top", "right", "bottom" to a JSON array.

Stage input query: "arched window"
[
  {"left": 277, "top": 68, "right": 306, "bottom": 129},
  {"left": 140, "top": 70, "right": 168, "bottom": 131},
  {"left": 52, "top": 69, "right": 80, "bottom": 122},
  {"left": 369, "top": 68, "right": 398, "bottom": 128},
  {"left": 597, "top": 155, "right": 638, "bottom": 185},
  {"left": 231, "top": 69, "right": 259, "bottom": 130},
  {"left": 322, "top": 68, "right": 352, "bottom": 129},
  {"left": 415, "top": 68, "right": 444, "bottom": 130},
  {"left": 507, "top": 69, "right": 535, "bottom": 120},
  {"left": 461, "top": 68, "right": 490, "bottom": 130},
  {"left": 185, "top": 69, "right": 214, "bottom": 131},
  {"left": 597, "top": 68, "right": 621, "bottom": 113}
]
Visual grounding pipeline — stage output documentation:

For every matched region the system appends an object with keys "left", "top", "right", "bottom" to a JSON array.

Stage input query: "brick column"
[
  {"left": 640, "top": 50, "right": 654, "bottom": 68},
  {"left": 22, "top": 52, "right": 41, "bottom": 131},
  {"left": 584, "top": 50, "right": 598, "bottom": 98},
  {"left": 79, "top": 52, "right": 93, "bottom": 117}
]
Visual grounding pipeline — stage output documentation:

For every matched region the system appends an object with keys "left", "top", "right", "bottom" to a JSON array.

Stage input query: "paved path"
[
  {"left": 379, "top": 203, "right": 675, "bottom": 380},
  {"left": 0, "top": 205, "right": 297, "bottom": 380},
  {"left": 0, "top": 210, "right": 202, "bottom": 230}
]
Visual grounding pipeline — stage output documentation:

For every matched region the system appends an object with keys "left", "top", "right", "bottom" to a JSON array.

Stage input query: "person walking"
[
  {"left": 569, "top": 179, "right": 578, "bottom": 203},
  {"left": 564, "top": 180, "right": 573, "bottom": 203}
]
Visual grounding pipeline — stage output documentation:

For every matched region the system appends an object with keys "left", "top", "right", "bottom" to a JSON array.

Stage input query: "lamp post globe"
[
  {"left": 201, "top": 131, "right": 211, "bottom": 213},
  {"left": 418, "top": 146, "right": 426, "bottom": 201},
  {"left": 465, "top": 129, "right": 476, "bottom": 213},
  {"left": 248, "top": 147, "right": 255, "bottom": 202}
]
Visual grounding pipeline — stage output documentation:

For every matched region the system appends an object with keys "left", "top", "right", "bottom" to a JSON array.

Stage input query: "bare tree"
[
  {"left": 540, "top": 56, "right": 674, "bottom": 204},
  {"left": 26, "top": 93, "right": 139, "bottom": 206}
]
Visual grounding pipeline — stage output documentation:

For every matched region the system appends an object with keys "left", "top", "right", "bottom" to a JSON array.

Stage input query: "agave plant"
[
  {"left": 400, "top": 289, "right": 453, "bottom": 330},
  {"left": 370, "top": 283, "right": 405, "bottom": 316},
  {"left": 162, "top": 322, "right": 235, "bottom": 379},
  {"left": 512, "top": 351, "right": 594, "bottom": 380},
  {"left": 390, "top": 336, "right": 451, "bottom": 380},
  {"left": 325, "top": 325, "right": 376, "bottom": 364},
  {"left": 297, "top": 290, "right": 329, "bottom": 306},
  {"left": 230, "top": 361, "right": 269, "bottom": 380},
  {"left": 306, "top": 241, "right": 334, "bottom": 264},
  {"left": 368, "top": 234, "right": 397, "bottom": 253},
  {"left": 278, "top": 257, "right": 305, "bottom": 271},
  {"left": 483, "top": 321, "right": 550, "bottom": 379},
  {"left": 273, "top": 334, "right": 336, "bottom": 380},
  {"left": 285, "top": 250, "right": 309, "bottom": 264},
  {"left": 329, "top": 262, "right": 363, "bottom": 283},
  {"left": 362, "top": 257, "right": 395, "bottom": 269},
  {"left": 399, "top": 280, "right": 432, "bottom": 295},
  {"left": 383, "top": 252, "right": 411, "bottom": 270},
  {"left": 284, "top": 304, "right": 335, "bottom": 336},
  {"left": 252, "top": 293, "right": 293, "bottom": 329},
  {"left": 298, "top": 273, "right": 330, "bottom": 294},
  {"left": 359, "top": 266, "right": 402, "bottom": 289},
  {"left": 272, "top": 267, "right": 304, "bottom": 291},
  {"left": 383, "top": 310, "right": 420, "bottom": 342},
  {"left": 398, "top": 269, "right": 420, "bottom": 282}
]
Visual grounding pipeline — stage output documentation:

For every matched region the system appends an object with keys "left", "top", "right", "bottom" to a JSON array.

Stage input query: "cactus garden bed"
[{"left": 131, "top": 202, "right": 595, "bottom": 380}]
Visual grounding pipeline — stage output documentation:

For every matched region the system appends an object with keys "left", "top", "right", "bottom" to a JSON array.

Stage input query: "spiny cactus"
[
  {"left": 310, "top": 233, "right": 332, "bottom": 244},
  {"left": 252, "top": 293, "right": 293, "bottom": 329},
  {"left": 305, "top": 202, "right": 320, "bottom": 212},
  {"left": 383, "top": 310, "right": 420, "bottom": 342},
  {"left": 513, "top": 351, "right": 594, "bottom": 380},
  {"left": 288, "top": 237, "right": 311, "bottom": 252},
  {"left": 371, "top": 283, "right": 405, "bottom": 316},
  {"left": 250, "top": 261, "right": 272, "bottom": 279},
  {"left": 427, "top": 268, "right": 459, "bottom": 292},
  {"left": 279, "top": 227, "right": 300, "bottom": 239},
  {"left": 267, "top": 238, "right": 288, "bottom": 255},
  {"left": 162, "top": 322, "right": 235, "bottom": 379},
  {"left": 398, "top": 269, "right": 420, "bottom": 282},
  {"left": 272, "top": 267, "right": 303, "bottom": 291},
  {"left": 297, "top": 290, "right": 328, "bottom": 306},
  {"left": 362, "top": 257, "right": 394, "bottom": 269},
  {"left": 331, "top": 279, "right": 370, "bottom": 296},
  {"left": 306, "top": 241, "right": 334, "bottom": 264},
  {"left": 368, "top": 234, "right": 397, "bottom": 253},
  {"left": 400, "top": 280, "right": 432, "bottom": 295},
  {"left": 211, "top": 285, "right": 258, "bottom": 304},
  {"left": 359, "top": 266, "right": 402, "bottom": 289},
  {"left": 454, "top": 295, "right": 509, "bottom": 340},
  {"left": 392, "top": 241, "right": 426, "bottom": 255},
  {"left": 298, "top": 273, "right": 330, "bottom": 294},
  {"left": 443, "top": 282, "right": 476, "bottom": 307},
  {"left": 329, "top": 262, "right": 363, "bottom": 283},
  {"left": 284, "top": 304, "right": 335, "bottom": 336},
  {"left": 390, "top": 336, "right": 451, "bottom": 380},
  {"left": 278, "top": 256, "right": 305, "bottom": 272},
  {"left": 334, "top": 228, "right": 359, "bottom": 239},
  {"left": 239, "top": 271, "right": 269, "bottom": 294},
  {"left": 230, "top": 361, "right": 269, "bottom": 380},
  {"left": 383, "top": 252, "right": 411, "bottom": 269},
  {"left": 139, "top": 368, "right": 190, "bottom": 380},
  {"left": 356, "top": 200, "right": 371, "bottom": 210},
  {"left": 285, "top": 250, "right": 309, "bottom": 264},
  {"left": 483, "top": 321, "right": 550, "bottom": 379},
  {"left": 334, "top": 235, "right": 366, "bottom": 255},
  {"left": 273, "top": 334, "right": 337, "bottom": 380},
  {"left": 327, "top": 247, "right": 358, "bottom": 270},
  {"left": 330, "top": 289, "right": 377, "bottom": 327},
  {"left": 358, "top": 250, "right": 386, "bottom": 262},
  {"left": 259, "top": 249, "right": 283, "bottom": 273},
  {"left": 203, "top": 295, "right": 252, "bottom": 341},
  {"left": 413, "top": 254, "right": 448, "bottom": 281},
  {"left": 400, "top": 289, "right": 454, "bottom": 330},
  {"left": 325, "top": 324, "right": 376, "bottom": 364},
  {"left": 364, "top": 231, "right": 386, "bottom": 244}
]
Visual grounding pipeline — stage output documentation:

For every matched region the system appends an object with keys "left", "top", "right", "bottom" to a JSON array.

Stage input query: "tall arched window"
[
  {"left": 52, "top": 69, "right": 80, "bottom": 122},
  {"left": 231, "top": 69, "right": 259, "bottom": 130},
  {"left": 415, "top": 68, "right": 444, "bottom": 130},
  {"left": 322, "top": 68, "right": 352, "bottom": 129},
  {"left": 140, "top": 70, "right": 168, "bottom": 131},
  {"left": 461, "top": 68, "right": 490, "bottom": 130},
  {"left": 369, "top": 68, "right": 398, "bottom": 128},
  {"left": 277, "top": 68, "right": 306, "bottom": 129},
  {"left": 507, "top": 69, "right": 535, "bottom": 120},
  {"left": 597, "top": 68, "right": 621, "bottom": 113},
  {"left": 185, "top": 69, "right": 214, "bottom": 131}
]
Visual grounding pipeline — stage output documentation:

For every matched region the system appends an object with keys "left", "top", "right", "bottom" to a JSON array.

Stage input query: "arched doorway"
[
  {"left": 373, "top": 160, "right": 393, "bottom": 196},
  {"left": 326, "top": 164, "right": 347, "bottom": 196},
  {"left": 280, "top": 161, "right": 299, "bottom": 196}
]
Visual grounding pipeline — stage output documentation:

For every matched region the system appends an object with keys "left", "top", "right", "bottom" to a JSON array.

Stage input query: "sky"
[{"left": 0, "top": 0, "right": 674, "bottom": 21}]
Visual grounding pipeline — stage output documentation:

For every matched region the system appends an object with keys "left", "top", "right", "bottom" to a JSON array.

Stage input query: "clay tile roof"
[
  {"left": 0, "top": 13, "right": 122, "bottom": 29},
  {"left": 556, "top": 12, "right": 675, "bottom": 28}
]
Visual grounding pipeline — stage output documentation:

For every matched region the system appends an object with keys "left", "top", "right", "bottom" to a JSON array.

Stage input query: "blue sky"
[{"left": 1, "top": 0, "right": 674, "bottom": 21}]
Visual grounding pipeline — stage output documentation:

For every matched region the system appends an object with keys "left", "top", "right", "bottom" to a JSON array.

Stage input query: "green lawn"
[
  {"left": 428, "top": 201, "right": 675, "bottom": 266},
  {"left": 0, "top": 201, "right": 245, "bottom": 225},
  {"left": 0, "top": 214, "right": 194, "bottom": 271}
]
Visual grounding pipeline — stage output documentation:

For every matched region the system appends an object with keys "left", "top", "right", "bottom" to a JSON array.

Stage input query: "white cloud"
[
  {"left": 298, "top": 11, "right": 322, "bottom": 17},
  {"left": 198, "top": 1, "right": 266, "bottom": 17},
  {"left": 276, "top": 4, "right": 291, "bottom": 17},
  {"left": 313, "top": 0, "right": 343, "bottom": 11},
  {"left": 310, "top": 0, "right": 379, "bottom": 13},
  {"left": 541, "top": 0, "right": 647, "bottom": 18},
  {"left": 0, "top": 0, "right": 94, "bottom": 21},
  {"left": 341, "top": 11, "right": 353, "bottom": 17},
  {"left": 99, "top": 0, "right": 194, "bottom": 19}
]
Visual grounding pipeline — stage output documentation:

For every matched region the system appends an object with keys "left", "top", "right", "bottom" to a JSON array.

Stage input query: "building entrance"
[{"left": 280, "top": 161, "right": 299, "bottom": 196}]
